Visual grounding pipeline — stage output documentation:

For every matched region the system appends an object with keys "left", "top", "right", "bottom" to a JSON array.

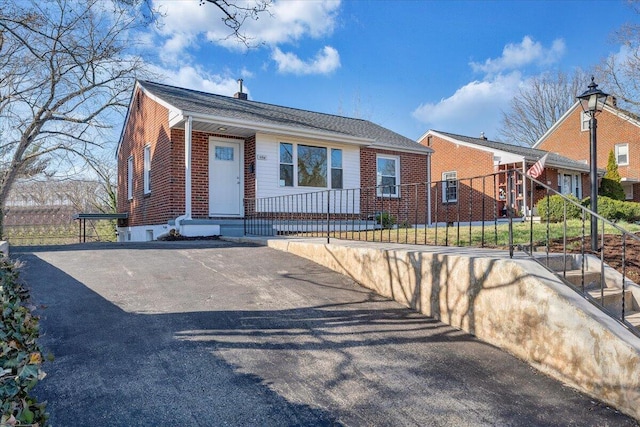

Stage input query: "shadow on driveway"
[{"left": 14, "top": 243, "right": 638, "bottom": 426}]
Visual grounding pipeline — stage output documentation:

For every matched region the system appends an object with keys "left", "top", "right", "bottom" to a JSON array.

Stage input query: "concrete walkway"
[{"left": 14, "top": 241, "right": 636, "bottom": 426}]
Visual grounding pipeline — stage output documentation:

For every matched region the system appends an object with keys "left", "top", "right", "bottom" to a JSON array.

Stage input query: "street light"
[{"left": 577, "top": 77, "right": 609, "bottom": 251}]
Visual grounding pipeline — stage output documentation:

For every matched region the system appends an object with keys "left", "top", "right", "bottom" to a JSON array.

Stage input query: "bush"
[
  {"left": 535, "top": 194, "right": 582, "bottom": 222},
  {"left": 1, "top": 257, "right": 48, "bottom": 426},
  {"left": 375, "top": 212, "right": 396, "bottom": 229},
  {"left": 586, "top": 196, "right": 640, "bottom": 222}
]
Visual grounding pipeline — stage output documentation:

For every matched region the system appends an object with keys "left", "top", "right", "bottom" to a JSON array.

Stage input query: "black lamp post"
[{"left": 576, "top": 77, "right": 609, "bottom": 251}]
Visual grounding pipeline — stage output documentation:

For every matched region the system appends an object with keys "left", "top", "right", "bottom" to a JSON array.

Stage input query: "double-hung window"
[
  {"left": 331, "top": 149, "right": 343, "bottom": 189},
  {"left": 279, "top": 143, "right": 342, "bottom": 189},
  {"left": 442, "top": 171, "right": 458, "bottom": 202},
  {"left": 580, "top": 112, "right": 590, "bottom": 132},
  {"left": 615, "top": 143, "right": 629, "bottom": 166},
  {"left": 376, "top": 155, "right": 400, "bottom": 196},
  {"left": 143, "top": 145, "right": 151, "bottom": 194},
  {"left": 127, "top": 156, "right": 134, "bottom": 200},
  {"left": 279, "top": 143, "right": 294, "bottom": 187}
]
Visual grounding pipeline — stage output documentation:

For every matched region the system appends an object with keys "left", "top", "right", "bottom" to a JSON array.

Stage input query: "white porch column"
[
  {"left": 185, "top": 116, "right": 193, "bottom": 220},
  {"left": 522, "top": 159, "right": 527, "bottom": 217},
  {"left": 427, "top": 153, "right": 432, "bottom": 225}
]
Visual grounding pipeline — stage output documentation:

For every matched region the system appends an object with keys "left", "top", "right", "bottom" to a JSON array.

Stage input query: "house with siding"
[
  {"left": 533, "top": 101, "right": 640, "bottom": 202},
  {"left": 116, "top": 80, "right": 432, "bottom": 241},
  {"left": 418, "top": 130, "right": 592, "bottom": 221}
]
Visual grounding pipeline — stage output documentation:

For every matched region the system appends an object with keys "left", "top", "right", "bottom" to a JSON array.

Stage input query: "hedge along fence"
[
  {"left": 1, "top": 257, "right": 48, "bottom": 426},
  {"left": 536, "top": 194, "right": 640, "bottom": 223}
]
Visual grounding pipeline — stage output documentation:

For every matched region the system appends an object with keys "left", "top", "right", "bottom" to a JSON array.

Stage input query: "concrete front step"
[
  {"left": 624, "top": 311, "right": 640, "bottom": 327},
  {"left": 561, "top": 270, "right": 602, "bottom": 290},
  {"left": 587, "top": 288, "right": 634, "bottom": 316},
  {"left": 533, "top": 254, "right": 574, "bottom": 272}
]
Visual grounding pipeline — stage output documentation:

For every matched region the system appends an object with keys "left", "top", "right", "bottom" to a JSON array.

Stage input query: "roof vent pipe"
[
  {"left": 234, "top": 78, "right": 247, "bottom": 100},
  {"left": 480, "top": 132, "right": 487, "bottom": 140}
]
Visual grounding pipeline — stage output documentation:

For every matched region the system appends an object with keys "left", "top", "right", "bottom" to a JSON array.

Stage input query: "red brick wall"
[
  {"left": 171, "top": 130, "right": 254, "bottom": 219},
  {"left": 118, "top": 89, "right": 256, "bottom": 226},
  {"left": 117, "top": 89, "right": 174, "bottom": 227},
  {"left": 419, "top": 134, "right": 498, "bottom": 222},
  {"left": 360, "top": 148, "right": 429, "bottom": 224},
  {"left": 537, "top": 106, "right": 640, "bottom": 201}
]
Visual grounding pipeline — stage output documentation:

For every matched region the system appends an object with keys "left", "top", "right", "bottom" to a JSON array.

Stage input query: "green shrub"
[
  {"left": 535, "top": 194, "right": 582, "bottom": 222},
  {"left": 587, "top": 196, "right": 640, "bottom": 222},
  {"left": 1, "top": 257, "right": 48, "bottom": 426},
  {"left": 375, "top": 212, "right": 396, "bottom": 229}
]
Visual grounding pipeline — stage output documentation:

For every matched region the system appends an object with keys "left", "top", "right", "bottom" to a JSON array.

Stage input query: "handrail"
[{"left": 244, "top": 168, "right": 640, "bottom": 334}]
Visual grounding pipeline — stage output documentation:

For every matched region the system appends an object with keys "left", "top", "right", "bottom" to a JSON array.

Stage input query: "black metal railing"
[{"left": 244, "top": 169, "right": 640, "bottom": 333}]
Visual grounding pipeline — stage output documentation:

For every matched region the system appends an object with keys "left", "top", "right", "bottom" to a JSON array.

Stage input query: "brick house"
[
  {"left": 116, "top": 80, "right": 432, "bottom": 241},
  {"left": 533, "top": 101, "right": 640, "bottom": 202},
  {"left": 418, "top": 130, "right": 591, "bottom": 222}
]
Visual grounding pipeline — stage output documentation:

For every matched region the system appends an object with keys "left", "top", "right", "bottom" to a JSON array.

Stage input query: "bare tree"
[
  {"left": 0, "top": 0, "right": 272, "bottom": 238},
  {"left": 499, "top": 70, "right": 591, "bottom": 146},
  {"left": 595, "top": 1, "right": 640, "bottom": 114},
  {"left": 0, "top": 0, "right": 149, "bottom": 236},
  {"left": 200, "top": 0, "right": 272, "bottom": 47}
]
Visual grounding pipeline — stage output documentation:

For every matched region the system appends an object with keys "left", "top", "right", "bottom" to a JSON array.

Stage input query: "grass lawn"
[{"left": 328, "top": 219, "right": 640, "bottom": 249}]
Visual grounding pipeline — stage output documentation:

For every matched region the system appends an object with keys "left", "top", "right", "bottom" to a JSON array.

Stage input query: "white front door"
[{"left": 209, "top": 139, "right": 242, "bottom": 216}]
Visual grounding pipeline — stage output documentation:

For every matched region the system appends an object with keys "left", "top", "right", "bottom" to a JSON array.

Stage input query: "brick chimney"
[{"left": 234, "top": 78, "right": 247, "bottom": 100}]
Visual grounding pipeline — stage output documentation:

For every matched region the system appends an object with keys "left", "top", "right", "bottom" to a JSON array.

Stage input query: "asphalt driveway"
[{"left": 14, "top": 240, "right": 637, "bottom": 426}]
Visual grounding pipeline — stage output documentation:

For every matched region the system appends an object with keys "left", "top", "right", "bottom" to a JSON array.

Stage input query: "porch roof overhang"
[
  {"left": 170, "top": 111, "right": 375, "bottom": 147},
  {"left": 621, "top": 177, "right": 640, "bottom": 183}
]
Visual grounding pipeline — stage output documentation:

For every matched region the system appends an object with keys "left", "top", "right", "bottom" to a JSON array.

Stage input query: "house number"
[{"left": 257, "top": 154, "right": 267, "bottom": 161}]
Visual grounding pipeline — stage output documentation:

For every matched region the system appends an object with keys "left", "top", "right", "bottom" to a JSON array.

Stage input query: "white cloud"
[
  {"left": 412, "top": 72, "right": 523, "bottom": 139},
  {"left": 145, "top": 63, "right": 245, "bottom": 97},
  {"left": 240, "top": 67, "right": 255, "bottom": 79},
  {"left": 412, "top": 36, "right": 568, "bottom": 139},
  {"left": 471, "top": 36, "right": 565, "bottom": 74},
  {"left": 153, "top": 0, "right": 341, "bottom": 56},
  {"left": 272, "top": 46, "right": 341, "bottom": 75}
]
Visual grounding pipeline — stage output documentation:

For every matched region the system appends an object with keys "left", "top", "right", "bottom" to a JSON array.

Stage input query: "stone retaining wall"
[{"left": 259, "top": 238, "right": 640, "bottom": 421}]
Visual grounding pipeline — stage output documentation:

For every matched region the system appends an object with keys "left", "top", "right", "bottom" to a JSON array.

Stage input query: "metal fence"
[
  {"left": 245, "top": 168, "right": 640, "bottom": 334},
  {"left": 3, "top": 207, "right": 117, "bottom": 245}
]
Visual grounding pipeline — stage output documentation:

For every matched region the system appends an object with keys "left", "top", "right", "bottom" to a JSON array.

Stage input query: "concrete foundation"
[{"left": 234, "top": 237, "right": 640, "bottom": 421}]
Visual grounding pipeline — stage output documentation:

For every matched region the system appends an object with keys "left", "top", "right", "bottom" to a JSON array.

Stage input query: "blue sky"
[{"left": 142, "top": 0, "right": 637, "bottom": 142}]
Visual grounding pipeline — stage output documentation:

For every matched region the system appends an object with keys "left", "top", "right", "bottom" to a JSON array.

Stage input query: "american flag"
[{"left": 527, "top": 153, "right": 548, "bottom": 179}]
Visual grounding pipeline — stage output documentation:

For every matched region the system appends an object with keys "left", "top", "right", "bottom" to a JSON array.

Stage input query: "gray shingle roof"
[
  {"left": 434, "top": 130, "right": 591, "bottom": 172},
  {"left": 139, "top": 80, "right": 431, "bottom": 154}
]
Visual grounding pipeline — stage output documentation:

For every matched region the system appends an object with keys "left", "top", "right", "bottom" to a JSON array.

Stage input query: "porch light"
[{"left": 576, "top": 77, "right": 609, "bottom": 251}]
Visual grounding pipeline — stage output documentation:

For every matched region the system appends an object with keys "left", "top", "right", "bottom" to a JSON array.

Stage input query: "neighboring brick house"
[
  {"left": 533, "top": 101, "right": 640, "bottom": 202},
  {"left": 117, "top": 80, "right": 432, "bottom": 241},
  {"left": 418, "top": 130, "right": 591, "bottom": 222}
]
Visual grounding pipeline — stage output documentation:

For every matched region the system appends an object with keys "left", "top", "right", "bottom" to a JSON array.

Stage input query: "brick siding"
[
  {"left": 537, "top": 106, "right": 640, "bottom": 201},
  {"left": 118, "top": 90, "right": 255, "bottom": 226},
  {"left": 360, "top": 148, "right": 428, "bottom": 223}
]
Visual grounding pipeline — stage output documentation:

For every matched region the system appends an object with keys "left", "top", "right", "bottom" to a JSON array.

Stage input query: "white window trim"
[
  {"left": 143, "top": 145, "right": 151, "bottom": 194},
  {"left": 127, "top": 156, "right": 133, "bottom": 200},
  {"left": 557, "top": 171, "right": 582, "bottom": 198},
  {"left": 330, "top": 148, "right": 343, "bottom": 190},
  {"left": 442, "top": 171, "right": 458, "bottom": 203},
  {"left": 376, "top": 154, "right": 401, "bottom": 198},
  {"left": 580, "top": 111, "right": 590, "bottom": 132},
  {"left": 279, "top": 142, "right": 343, "bottom": 189},
  {"left": 615, "top": 143, "right": 629, "bottom": 166}
]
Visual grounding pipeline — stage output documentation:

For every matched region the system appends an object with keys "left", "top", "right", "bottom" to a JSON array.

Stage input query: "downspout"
[
  {"left": 427, "top": 152, "right": 432, "bottom": 226},
  {"left": 185, "top": 116, "right": 193, "bottom": 220}
]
